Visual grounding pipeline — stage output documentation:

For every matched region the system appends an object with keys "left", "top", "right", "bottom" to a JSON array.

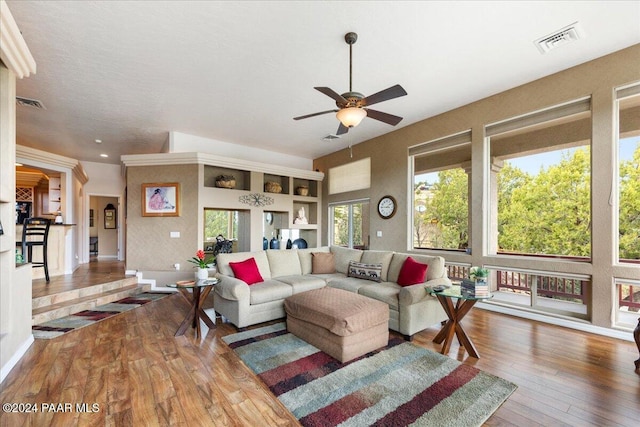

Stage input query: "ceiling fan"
[{"left": 293, "top": 32, "right": 407, "bottom": 135}]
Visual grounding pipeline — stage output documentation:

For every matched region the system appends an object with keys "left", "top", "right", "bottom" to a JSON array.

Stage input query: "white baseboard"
[
  {"left": 1, "top": 334, "right": 35, "bottom": 384},
  {"left": 478, "top": 303, "right": 635, "bottom": 342}
]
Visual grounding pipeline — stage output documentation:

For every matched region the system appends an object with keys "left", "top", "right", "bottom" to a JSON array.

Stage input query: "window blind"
[
  {"left": 328, "top": 157, "right": 371, "bottom": 195},
  {"left": 485, "top": 97, "right": 591, "bottom": 137}
]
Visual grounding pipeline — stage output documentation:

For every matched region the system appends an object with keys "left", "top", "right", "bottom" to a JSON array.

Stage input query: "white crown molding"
[
  {"left": 16, "top": 145, "right": 89, "bottom": 184},
  {"left": 0, "top": 0, "right": 36, "bottom": 79},
  {"left": 121, "top": 152, "right": 325, "bottom": 181}
]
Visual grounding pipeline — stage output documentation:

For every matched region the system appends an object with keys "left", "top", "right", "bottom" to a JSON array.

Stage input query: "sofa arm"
[
  {"left": 398, "top": 277, "right": 452, "bottom": 305},
  {"left": 214, "top": 275, "right": 250, "bottom": 301}
]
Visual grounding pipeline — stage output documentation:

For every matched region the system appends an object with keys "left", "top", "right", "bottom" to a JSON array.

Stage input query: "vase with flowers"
[{"left": 188, "top": 249, "right": 215, "bottom": 280}]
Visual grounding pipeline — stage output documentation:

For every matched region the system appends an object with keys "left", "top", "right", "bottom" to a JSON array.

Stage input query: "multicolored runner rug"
[
  {"left": 32, "top": 292, "right": 169, "bottom": 339},
  {"left": 223, "top": 323, "right": 517, "bottom": 427}
]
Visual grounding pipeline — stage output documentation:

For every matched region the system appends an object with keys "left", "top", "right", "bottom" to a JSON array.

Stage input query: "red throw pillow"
[
  {"left": 397, "top": 257, "right": 429, "bottom": 286},
  {"left": 229, "top": 257, "right": 264, "bottom": 285}
]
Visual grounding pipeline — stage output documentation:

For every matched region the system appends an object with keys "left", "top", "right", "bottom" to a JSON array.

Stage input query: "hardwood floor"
[
  {"left": 2, "top": 279, "right": 640, "bottom": 426},
  {"left": 32, "top": 259, "right": 127, "bottom": 299}
]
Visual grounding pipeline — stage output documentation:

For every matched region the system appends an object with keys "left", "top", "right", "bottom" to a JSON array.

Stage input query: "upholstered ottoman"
[{"left": 284, "top": 287, "right": 389, "bottom": 362}]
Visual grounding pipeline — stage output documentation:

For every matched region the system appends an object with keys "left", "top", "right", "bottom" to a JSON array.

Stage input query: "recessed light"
[
  {"left": 95, "top": 139, "right": 102, "bottom": 144},
  {"left": 100, "top": 154, "right": 108, "bottom": 158}
]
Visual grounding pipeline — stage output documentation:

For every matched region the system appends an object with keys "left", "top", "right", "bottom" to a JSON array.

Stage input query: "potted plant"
[
  {"left": 188, "top": 249, "right": 215, "bottom": 280},
  {"left": 469, "top": 266, "right": 489, "bottom": 284}
]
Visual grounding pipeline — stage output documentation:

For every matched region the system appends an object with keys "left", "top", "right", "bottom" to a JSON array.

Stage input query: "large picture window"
[
  {"left": 487, "top": 98, "right": 592, "bottom": 259},
  {"left": 616, "top": 85, "right": 640, "bottom": 263},
  {"left": 411, "top": 131, "right": 471, "bottom": 251}
]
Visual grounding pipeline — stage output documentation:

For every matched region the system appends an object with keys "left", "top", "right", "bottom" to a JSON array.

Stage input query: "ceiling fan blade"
[
  {"left": 293, "top": 109, "right": 338, "bottom": 120},
  {"left": 362, "top": 84, "right": 407, "bottom": 107},
  {"left": 363, "top": 108, "right": 403, "bottom": 126},
  {"left": 336, "top": 123, "right": 349, "bottom": 135},
  {"left": 315, "top": 87, "right": 348, "bottom": 103}
]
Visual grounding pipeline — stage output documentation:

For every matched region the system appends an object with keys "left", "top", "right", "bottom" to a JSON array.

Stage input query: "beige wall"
[
  {"left": 314, "top": 44, "right": 640, "bottom": 329},
  {"left": 0, "top": 65, "right": 33, "bottom": 380},
  {"left": 126, "top": 164, "right": 199, "bottom": 272}
]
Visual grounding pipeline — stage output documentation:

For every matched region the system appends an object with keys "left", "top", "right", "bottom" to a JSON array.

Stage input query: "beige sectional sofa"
[{"left": 213, "top": 245, "right": 450, "bottom": 338}]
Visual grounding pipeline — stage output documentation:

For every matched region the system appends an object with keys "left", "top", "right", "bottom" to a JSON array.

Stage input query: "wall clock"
[{"left": 377, "top": 195, "right": 397, "bottom": 219}]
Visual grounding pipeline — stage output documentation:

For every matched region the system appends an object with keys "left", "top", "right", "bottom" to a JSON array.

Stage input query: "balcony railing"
[
  {"left": 445, "top": 265, "right": 587, "bottom": 304},
  {"left": 619, "top": 283, "right": 640, "bottom": 311}
]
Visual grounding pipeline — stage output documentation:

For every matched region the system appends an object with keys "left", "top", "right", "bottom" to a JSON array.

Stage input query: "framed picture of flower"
[{"left": 142, "top": 183, "right": 180, "bottom": 217}]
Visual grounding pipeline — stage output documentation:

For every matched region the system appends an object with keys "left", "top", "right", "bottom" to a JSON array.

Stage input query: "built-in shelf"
[
  {"left": 204, "top": 165, "right": 251, "bottom": 191},
  {"left": 200, "top": 162, "right": 323, "bottom": 250}
]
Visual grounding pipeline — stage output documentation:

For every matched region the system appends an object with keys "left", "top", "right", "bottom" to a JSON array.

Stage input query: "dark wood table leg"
[
  {"left": 432, "top": 294, "right": 481, "bottom": 358},
  {"left": 634, "top": 318, "right": 640, "bottom": 371},
  {"left": 174, "top": 285, "right": 216, "bottom": 339}
]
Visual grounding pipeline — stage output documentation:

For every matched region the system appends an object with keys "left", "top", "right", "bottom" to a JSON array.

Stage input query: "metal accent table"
[
  {"left": 427, "top": 285, "right": 492, "bottom": 358},
  {"left": 167, "top": 278, "right": 219, "bottom": 339}
]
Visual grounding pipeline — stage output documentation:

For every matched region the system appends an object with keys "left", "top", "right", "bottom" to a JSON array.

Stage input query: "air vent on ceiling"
[
  {"left": 534, "top": 22, "right": 585, "bottom": 54},
  {"left": 322, "top": 134, "right": 341, "bottom": 141},
  {"left": 16, "top": 96, "right": 46, "bottom": 109}
]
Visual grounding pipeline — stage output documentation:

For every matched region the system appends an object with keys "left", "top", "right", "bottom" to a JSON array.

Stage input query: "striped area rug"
[
  {"left": 32, "top": 292, "right": 170, "bottom": 339},
  {"left": 223, "top": 323, "right": 517, "bottom": 427}
]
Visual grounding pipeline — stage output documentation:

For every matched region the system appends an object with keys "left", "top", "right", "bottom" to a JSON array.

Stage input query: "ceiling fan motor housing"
[{"left": 337, "top": 91, "right": 365, "bottom": 108}]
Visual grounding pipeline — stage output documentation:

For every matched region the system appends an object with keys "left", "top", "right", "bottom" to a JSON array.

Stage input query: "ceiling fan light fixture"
[{"left": 336, "top": 107, "right": 366, "bottom": 128}]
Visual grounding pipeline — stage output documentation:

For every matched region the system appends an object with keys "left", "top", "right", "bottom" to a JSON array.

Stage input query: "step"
[
  {"left": 32, "top": 282, "right": 151, "bottom": 325},
  {"left": 32, "top": 277, "right": 139, "bottom": 310}
]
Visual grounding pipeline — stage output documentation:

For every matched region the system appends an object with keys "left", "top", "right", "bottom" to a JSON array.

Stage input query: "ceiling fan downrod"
[{"left": 345, "top": 32, "right": 357, "bottom": 93}]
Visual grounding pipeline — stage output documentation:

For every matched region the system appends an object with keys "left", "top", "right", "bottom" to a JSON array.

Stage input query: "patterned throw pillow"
[{"left": 347, "top": 261, "right": 383, "bottom": 283}]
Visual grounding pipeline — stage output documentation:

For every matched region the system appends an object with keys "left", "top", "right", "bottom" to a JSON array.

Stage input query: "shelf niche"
[
  {"left": 264, "top": 174, "right": 290, "bottom": 195},
  {"left": 204, "top": 165, "right": 251, "bottom": 191}
]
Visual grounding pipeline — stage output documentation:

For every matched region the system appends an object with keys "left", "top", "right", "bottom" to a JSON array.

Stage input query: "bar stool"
[{"left": 21, "top": 217, "right": 51, "bottom": 283}]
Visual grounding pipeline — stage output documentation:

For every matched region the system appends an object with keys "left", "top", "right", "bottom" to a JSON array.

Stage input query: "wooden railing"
[
  {"left": 619, "top": 283, "right": 640, "bottom": 310},
  {"left": 496, "top": 270, "right": 587, "bottom": 303},
  {"left": 445, "top": 264, "right": 587, "bottom": 304}
]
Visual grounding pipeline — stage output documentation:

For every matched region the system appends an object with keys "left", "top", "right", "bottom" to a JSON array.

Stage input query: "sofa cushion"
[
  {"left": 360, "top": 250, "right": 394, "bottom": 281},
  {"left": 217, "top": 251, "right": 272, "bottom": 280},
  {"left": 358, "top": 282, "right": 401, "bottom": 311},
  {"left": 327, "top": 276, "right": 376, "bottom": 293},
  {"left": 276, "top": 275, "right": 326, "bottom": 294},
  {"left": 312, "top": 252, "right": 336, "bottom": 274},
  {"left": 330, "top": 245, "right": 364, "bottom": 274},
  {"left": 229, "top": 257, "right": 264, "bottom": 285},
  {"left": 397, "top": 256, "right": 429, "bottom": 286},
  {"left": 298, "top": 247, "right": 330, "bottom": 274},
  {"left": 249, "top": 279, "right": 293, "bottom": 305},
  {"left": 266, "top": 250, "right": 302, "bottom": 277},
  {"left": 347, "top": 261, "right": 382, "bottom": 282},
  {"left": 388, "top": 253, "right": 445, "bottom": 283}
]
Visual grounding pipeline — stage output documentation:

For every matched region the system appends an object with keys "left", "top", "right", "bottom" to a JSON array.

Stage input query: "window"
[
  {"left": 410, "top": 131, "right": 471, "bottom": 250},
  {"left": 204, "top": 209, "right": 252, "bottom": 253},
  {"left": 487, "top": 98, "right": 592, "bottom": 259},
  {"left": 616, "top": 85, "right": 640, "bottom": 263},
  {"left": 328, "top": 158, "right": 370, "bottom": 195},
  {"left": 329, "top": 200, "right": 369, "bottom": 249}
]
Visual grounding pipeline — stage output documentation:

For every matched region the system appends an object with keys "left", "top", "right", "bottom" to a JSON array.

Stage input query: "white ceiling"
[{"left": 7, "top": 1, "right": 640, "bottom": 165}]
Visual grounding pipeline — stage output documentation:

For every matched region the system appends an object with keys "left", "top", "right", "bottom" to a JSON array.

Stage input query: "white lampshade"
[{"left": 336, "top": 107, "right": 367, "bottom": 128}]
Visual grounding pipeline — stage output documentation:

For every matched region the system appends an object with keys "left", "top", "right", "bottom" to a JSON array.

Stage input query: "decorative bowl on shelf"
[
  {"left": 215, "top": 175, "right": 236, "bottom": 189},
  {"left": 264, "top": 181, "right": 282, "bottom": 193},
  {"left": 295, "top": 186, "right": 309, "bottom": 196}
]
